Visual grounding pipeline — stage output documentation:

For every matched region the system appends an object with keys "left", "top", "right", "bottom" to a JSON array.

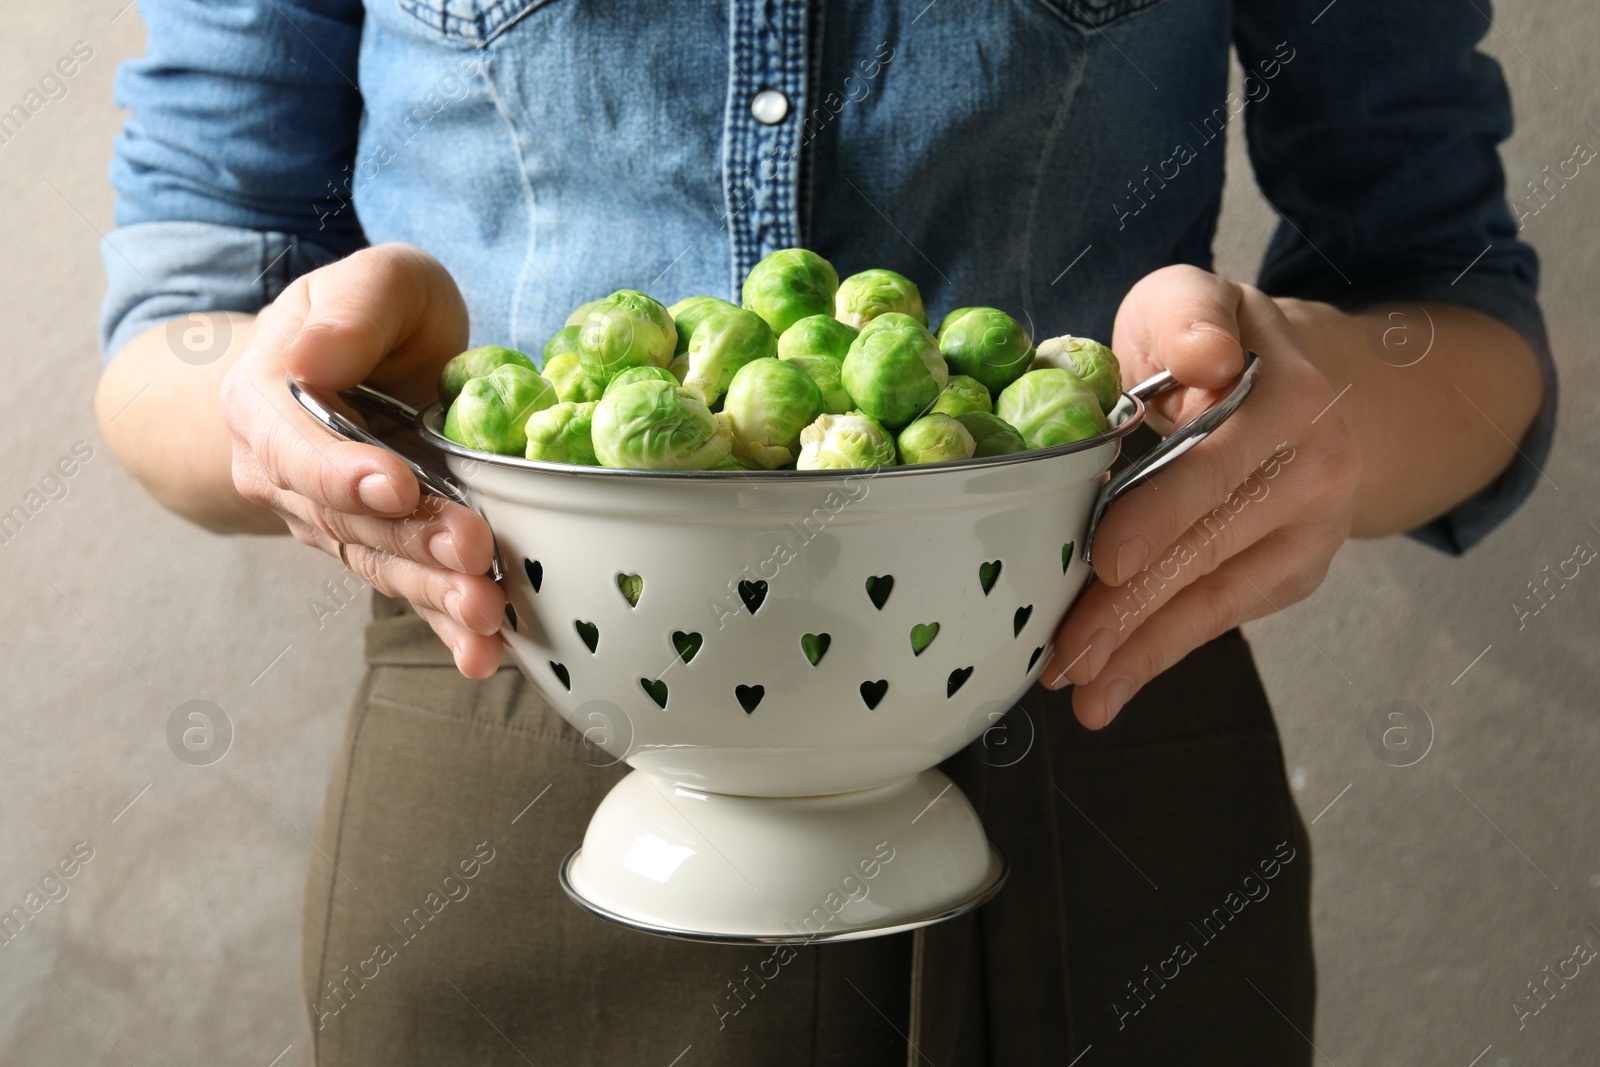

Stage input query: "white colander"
[{"left": 290, "top": 353, "right": 1258, "bottom": 942}]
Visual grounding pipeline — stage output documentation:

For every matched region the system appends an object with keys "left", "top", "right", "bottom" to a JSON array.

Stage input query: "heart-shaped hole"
[
  {"left": 504, "top": 603, "right": 518, "bottom": 631},
  {"left": 640, "top": 677, "right": 668, "bottom": 709},
  {"left": 801, "top": 632, "right": 831, "bottom": 666},
  {"left": 1061, "top": 542, "right": 1075, "bottom": 574},
  {"left": 860, "top": 679, "right": 888, "bottom": 710},
  {"left": 549, "top": 661, "right": 570, "bottom": 690},
  {"left": 947, "top": 666, "right": 974, "bottom": 697},
  {"left": 979, "top": 560, "right": 1002, "bottom": 595},
  {"left": 575, "top": 620, "right": 599, "bottom": 653},
  {"left": 1027, "top": 645, "right": 1047, "bottom": 673},
  {"left": 1013, "top": 605, "right": 1033, "bottom": 637},
  {"left": 737, "top": 579, "right": 768, "bottom": 614},
  {"left": 910, "top": 622, "right": 940, "bottom": 656},
  {"left": 865, "top": 575, "right": 894, "bottom": 610},
  {"left": 735, "top": 684, "right": 765, "bottom": 713},
  {"left": 524, "top": 558, "right": 543, "bottom": 593},
  {"left": 617, "top": 573, "right": 643, "bottom": 608},
  {"left": 672, "top": 631, "right": 703, "bottom": 664}
]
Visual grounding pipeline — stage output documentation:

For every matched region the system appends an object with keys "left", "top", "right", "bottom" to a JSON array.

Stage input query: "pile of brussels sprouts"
[{"left": 436, "top": 248, "right": 1120, "bottom": 471}]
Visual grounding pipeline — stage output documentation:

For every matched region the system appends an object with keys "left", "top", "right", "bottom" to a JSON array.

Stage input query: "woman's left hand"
[{"left": 1045, "top": 265, "right": 1362, "bottom": 728}]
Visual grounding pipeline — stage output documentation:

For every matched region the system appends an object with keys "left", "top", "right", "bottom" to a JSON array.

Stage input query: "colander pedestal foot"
[{"left": 558, "top": 767, "right": 1007, "bottom": 944}]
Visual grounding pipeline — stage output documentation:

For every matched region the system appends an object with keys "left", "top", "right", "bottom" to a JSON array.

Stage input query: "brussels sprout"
[
  {"left": 669, "top": 295, "right": 741, "bottom": 355},
  {"left": 1030, "top": 335, "right": 1123, "bottom": 414},
  {"left": 564, "top": 299, "right": 603, "bottom": 328},
  {"left": 840, "top": 312, "right": 948, "bottom": 430},
  {"left": 795, "top": 413, "right": 897, "bottom": 471},
  {"left": 777, "top": 314, "right": 858, "bottom": 364},
  {"left": 937, "top": 307, "right": 1032, "bottom": 394},
  {"left": 724, "top": 357, "right": 826, "bottom": 469},
  {"left": 591, "top": 379, "right": 732, "bottom": 470},
  {"left": 442, "top": 364, "right": 558, "bottom": 454},
  {"left": 929, "top": 374, "right": 993, "bottom": 418},
  {"left": 835, "top": 269, "right": 927, "bottom": 328},
  {"left": 606, "top": 365, "right": 680, "bottom": 394},
  {"left": 741, "top": 248, "right": 840, "bottom": 334},
  {"left": 954, "top": 412, "right": 1027, "bottom": 457},
  {"left": 995, "top": 368, "right": 1107, "bottom": 450},
  {"left": 934, "top": 307, "right": 983, "bottom": 341},
  {"left": 669, "top": 306, "right": 777, "bottom": 407},
  {"left": 438, "top": 345, "right": 536, "bottom": 408},
  {"left": 541, "top": 350, "right": 605, "bottom": 404},
  {"left": 897, "top": 413, "right": 976, "bottom": 466},
  {"left": 524, "top": 401, "right": 599, "bottom": 465},
  {"left": 781, "top": 353, "right": 853, "bottom": 415},
  {"left": 544, "top": 324, "right": 582, "bottom": 362},
  {"left": 576, "top": 289, "right": 677, "bottom": 388}
]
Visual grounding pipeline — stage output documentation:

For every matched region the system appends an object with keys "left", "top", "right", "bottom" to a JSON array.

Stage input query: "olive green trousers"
[{"left": 300, "top": 596, "right": 1314, "bottom": 1065}]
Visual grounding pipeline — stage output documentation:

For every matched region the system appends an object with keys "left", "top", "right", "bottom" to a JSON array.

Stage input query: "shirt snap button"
[{"left": 750, "top": 89, "right": 790, "bottom": 125}]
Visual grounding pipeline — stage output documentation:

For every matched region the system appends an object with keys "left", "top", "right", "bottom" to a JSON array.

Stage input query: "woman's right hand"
[{"left": 220, "top": 243, "right": 507, "bottom": 677}]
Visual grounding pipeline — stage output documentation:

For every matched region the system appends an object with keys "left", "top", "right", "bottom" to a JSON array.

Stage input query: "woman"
[{"left": 95, "top": 1, "right": 1553, "bottom": 1062}]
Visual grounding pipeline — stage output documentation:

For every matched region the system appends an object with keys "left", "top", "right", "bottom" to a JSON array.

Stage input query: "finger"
[
  {"left": 1111, "top": 265, "right": 1248, "bottom": 395},
  {"left": 340, "top": 541, "right": 506, "bottom": 636},
  {"left": 414, "top": 603, "right": 506, "bottom": 679},
  {"left": 281, "top": 243, "right": 469, "bottom": 405},
  {"left": 1048, "top": 470, "right": 1288, "bottom": 687},
  {"left": 1070, "top": 529, "right": 1335, "bottom": 729},
  {"left": 310, "top": 496, "right": 497, "bottom": 575}
]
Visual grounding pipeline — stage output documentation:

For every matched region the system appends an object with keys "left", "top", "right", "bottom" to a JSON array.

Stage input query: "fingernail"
[
  {"left": 1080, "top": 628, "right": 1115, "bottom": 683},
  {"left": 444, "top": 588, "right": 465, "bottom": 627},
  {"left": 428, "top": 531, "right": 464, "bottom": 572},
  {"left": 358, "top": 473, "right": 403, "bottom": 514},
  {"left": 1102, "top": 679, "right": 1133, "bottom": 724},
  {"left": 1114, "top": 535, "right": 1149, "bottom": 585}
]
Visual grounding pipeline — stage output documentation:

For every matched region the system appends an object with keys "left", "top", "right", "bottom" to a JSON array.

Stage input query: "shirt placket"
[{"left": 724, "top": 0, "right": 809, "bottom": 295}]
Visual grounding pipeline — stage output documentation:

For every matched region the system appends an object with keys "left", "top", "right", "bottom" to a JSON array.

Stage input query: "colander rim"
[{"left": 415, "top": 391, "right": 1148, "bottom": 481}]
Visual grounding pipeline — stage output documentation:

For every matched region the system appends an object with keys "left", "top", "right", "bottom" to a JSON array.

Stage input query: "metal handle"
[
  {"left": 286, "top": 376, "right": 504, "bottom": 581},
  {"left": 1081, "top": 351, "right": 1263, "bottom": 566}
]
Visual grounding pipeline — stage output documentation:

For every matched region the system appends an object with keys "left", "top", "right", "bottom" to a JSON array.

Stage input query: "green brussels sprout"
[
  {"left": 934, "top": 307, "right": 983, "bottom": 341},
  {"left": 724, "top": 357, "right": 826, "bottom": 469},
  {"left": 591, "top": 379, "right": 732, "bottom": 470},
  {"left": 576, "top": 289, "right": 678, "bottom": 388},
  {"left": 780, "top": 352, "right": 853, "bottom": 415},
  {"left": 442, "top": 364, "right": 558, "bottom": 455},
  {"left": 668, "top": 295, "right": 741, "bottom": 355},
  {"left": 564, "top": 299, "right": 603, "bottom": 328},
  {"left": 541, "top": 350, "right": 605, "bottom": 404},
  {"left": 955, "top": 411, "right": 1027, "bottom": 457},
  {"left": 929, "top": 374, "right": 993, "bottom": 418},
  {"left": 524, "top": 401, "right": 599, "bottom": 465},
  {"left": 741, "top": 248, "right": 839, "bottom": 334},
  {"left": 544, "top": 324, "right": 582, "bottom": 363},
  {"left": 835, "top": 269, "right": 927, "bottom": 329},
  {"left": 937, "top": 307, "right": 1033, "bottom": 394},
  {"left": 840, "top": 312, "right": 948, "bottom": 430},
  {"left": 995, "top": 368, "right": 1107, "bottom": 450},
  {"left": 795, "top": 413, "right": 898, "bottom": 471},
  {"left": 606, "top": 365, "right": 680, "bottom": 394},
  {"left": 438, "top": 345, "right": 536, "bottom": 408},
  {"left": 1030, "top": 335, "right": 1123, "bottom": 414},
  {"left": 897, "top": 413, "right": 976, "bottom": 465},
  {"left": 669, "top": 305, "right": 777, "bottom": 407},
  {"left": 777, "top": 314, "right": 858, "bottom": 364}
]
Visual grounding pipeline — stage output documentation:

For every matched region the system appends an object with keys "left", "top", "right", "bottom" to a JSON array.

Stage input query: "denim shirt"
[{"left": 101, "top": 0, "right": 1556, "bottom": 553}]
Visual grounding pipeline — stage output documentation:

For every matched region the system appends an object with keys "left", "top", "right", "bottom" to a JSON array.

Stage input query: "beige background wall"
[{"left": 1, "top": 4, "right": 1595, "bottom": 1064}]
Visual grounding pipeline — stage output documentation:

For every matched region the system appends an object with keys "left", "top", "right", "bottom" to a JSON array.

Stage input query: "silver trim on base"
[{"left": 557, "top": 844, "right": 1009, "bottom": 945}]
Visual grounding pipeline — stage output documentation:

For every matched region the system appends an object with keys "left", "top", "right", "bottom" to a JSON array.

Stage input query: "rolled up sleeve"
[
  {"left": 1235, "top": 0, "right": 1557, "bottom": 554},
  {"left": 100, "top": 0, "right": 366, "bottom": 360}
]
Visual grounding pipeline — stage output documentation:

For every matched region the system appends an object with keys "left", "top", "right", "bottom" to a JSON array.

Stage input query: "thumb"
[
  {"left": 1110, "top": 265, "right": 1246, "bottom": 394},
  {"left": 282, "top": 243, "right": 470, "bottom": 406}
]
